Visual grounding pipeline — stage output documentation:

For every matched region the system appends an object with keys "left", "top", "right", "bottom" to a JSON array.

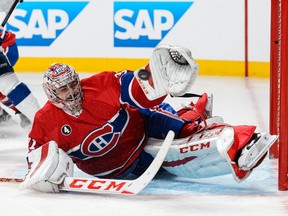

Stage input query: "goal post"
[{"left": 270, "top": 0, "right": 288, "bottom": 191}]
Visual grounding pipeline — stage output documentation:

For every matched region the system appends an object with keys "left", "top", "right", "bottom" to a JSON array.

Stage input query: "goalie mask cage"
[{"left": 270, "top": 0, "right": 288, "bottom": 191}]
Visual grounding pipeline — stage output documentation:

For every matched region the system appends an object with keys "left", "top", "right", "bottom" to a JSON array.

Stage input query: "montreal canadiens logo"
[
  {"left": 81, "top": 124, "right": 120, "bottom": 157},
  {"left": 61, "top": 124, "right": 72, "bottom": 136}
]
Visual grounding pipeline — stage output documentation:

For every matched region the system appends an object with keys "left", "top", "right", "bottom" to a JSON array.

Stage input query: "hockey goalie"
[{"left": 18, "top": 44, "right": 277, "bottom": 193}]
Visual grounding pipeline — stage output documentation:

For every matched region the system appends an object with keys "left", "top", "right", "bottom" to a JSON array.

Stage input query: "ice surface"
[{"left": 0, "top": 73, "right": 287, "bottom": 216}]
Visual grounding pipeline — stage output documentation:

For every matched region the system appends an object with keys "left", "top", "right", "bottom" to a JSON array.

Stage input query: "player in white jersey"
[{"left": 0, "top": 30, "right": 40, "bottom": 127}]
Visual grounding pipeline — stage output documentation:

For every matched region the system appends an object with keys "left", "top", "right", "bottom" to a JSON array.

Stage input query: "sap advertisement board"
[{"left": 0, "top": 0, "right": 270, "bottom": 76}]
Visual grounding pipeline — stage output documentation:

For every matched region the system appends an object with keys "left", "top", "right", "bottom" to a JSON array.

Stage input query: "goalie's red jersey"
[{"left": 28, "top": 71, "right": 167, "bottom": 178}]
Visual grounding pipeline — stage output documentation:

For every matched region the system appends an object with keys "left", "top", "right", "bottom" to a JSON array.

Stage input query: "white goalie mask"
[{"left": 43, "top": 63, "right": 83, "bottom": 117}]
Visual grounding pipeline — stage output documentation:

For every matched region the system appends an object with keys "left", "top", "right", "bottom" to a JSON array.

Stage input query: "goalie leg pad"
[
  {"left": 145, "top": 125, "right": 275, "bottom": 182},
  {"left": 144, "top": 126, "right": 235, "bottom": 179},
  {"left": 20, "top": 141, "right": 74, "bottom": 193}
]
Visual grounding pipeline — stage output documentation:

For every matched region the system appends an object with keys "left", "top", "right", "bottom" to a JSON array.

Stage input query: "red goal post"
[{"left": 270, "top": 0, "right": 288, "bottom": 191}]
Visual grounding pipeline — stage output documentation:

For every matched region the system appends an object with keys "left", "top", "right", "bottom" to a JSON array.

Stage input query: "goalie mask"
[{"left": 43, "top": 63, "right": 83, "bottom": 117}]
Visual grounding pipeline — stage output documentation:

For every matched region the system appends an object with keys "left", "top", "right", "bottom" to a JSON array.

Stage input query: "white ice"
[{"left": 0, "top": 73, "right": 287, "bottom": 216}]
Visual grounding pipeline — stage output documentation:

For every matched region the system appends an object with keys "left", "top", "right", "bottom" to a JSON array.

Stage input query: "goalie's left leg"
[{"left": 144, "top": 125, "right": 277, "bottom": 182}]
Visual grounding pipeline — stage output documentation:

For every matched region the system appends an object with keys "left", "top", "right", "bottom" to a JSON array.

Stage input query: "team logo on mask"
[{"left": 61, "top": 124, "right": 72, "bottom": 136}]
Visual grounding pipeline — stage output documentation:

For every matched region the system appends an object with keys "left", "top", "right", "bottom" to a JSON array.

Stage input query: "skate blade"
[{"left": 245, "top": 134, "right": 278, "bottom": 169}]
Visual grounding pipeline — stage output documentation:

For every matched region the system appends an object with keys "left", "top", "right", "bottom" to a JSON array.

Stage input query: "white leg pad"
[
  {"left": 145, "top": 126, "right": 235, "bottom": 179},
  {"left": 20, "top": 141, "right": 74, "bottom": 193}
]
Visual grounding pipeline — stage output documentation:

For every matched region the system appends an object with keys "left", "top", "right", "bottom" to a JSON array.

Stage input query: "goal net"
[{"left": 270, "top": 0, "right": 288, "bottom": 191}]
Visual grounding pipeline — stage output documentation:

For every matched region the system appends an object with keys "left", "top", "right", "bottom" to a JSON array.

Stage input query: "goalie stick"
[
  {"left": 59, "top": 130, "right": 174, "bottom": 195},
  {"left": 2, "top": 130, "right": 175, "bottom": 195}
]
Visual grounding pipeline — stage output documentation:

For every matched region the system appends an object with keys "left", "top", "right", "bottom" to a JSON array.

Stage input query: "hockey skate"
[
  {"left": 237, "top": 133, "right": 277, "bottom": 170},
  {"left": 0, "top": 108, "right": 11, "bottom": 123}
]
